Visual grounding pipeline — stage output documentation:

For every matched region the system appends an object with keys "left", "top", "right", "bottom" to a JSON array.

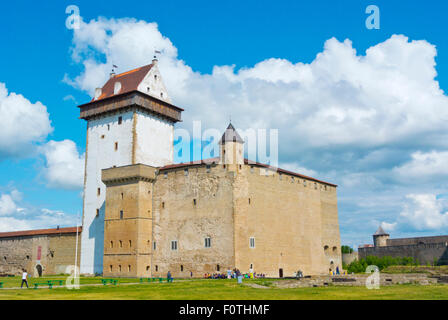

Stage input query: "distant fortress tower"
[
  {"left": 77, "top": 58, "right": 183, "bottom": 274},
  {"left": 372, "top": 225, "right": 389, "bottom": 247}
]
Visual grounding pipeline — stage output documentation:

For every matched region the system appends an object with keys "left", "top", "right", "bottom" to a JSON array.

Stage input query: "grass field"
[{"left": 0, "top": 276, "right": 448, "bottom": 300}]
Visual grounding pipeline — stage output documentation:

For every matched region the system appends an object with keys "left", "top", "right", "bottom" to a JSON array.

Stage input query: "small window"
[
  {"left": 146, "top": 266, "right": 150, "bottom": 271},
  {"left": 128, "top": 265, "right": 131, "bottom": 272},
  {"left": 248, "top": 198, "right": 251, "bottom": 205},
  {"left": 206, "top": 164, "right": 211, "bottom": 173},
  {"left": 250, "top": 263, "right": 253, "bottom": 269},
  {"left": 97, "top": 188, "right": 101, "bottom": 196},
  {"left": 303, "top": 180, "right": 307, "bottom": 187},
  {"left": 250, "top": 166, "right": 254, "bottom": 173},
  {"left": 107, "top": 124, "right": 110, "bottom": 131},
  {"left": 154, "top": 75, "right": 157, "bottom": 81},
  {"left": 239, "top": 165, "right": 242, "bottom": 170},
  {"left": 129, "top": 240, "right": 132, "bottom": 248},
  {"left": 114, "top": 142, "right": 118, "bottom": 151},
  {"left": 171, "top": 240, "right": 178, "bottom": 251},
  {"left": 162, "top": 202, "right": 165, "bottom": 209},
  {"left": 164, "top": 172, "right": 168, "bottom": 179},
  {"left": 26, "top": 255, "right": 30, "bottom": 260},
  {"left": 217, "top": 264, "right": 220, "bottom": 272},
  {"left": 147, "top": 87, "right": 150, "bottom": 92},
  {"left": 291, "top": 177, "right": 294, "bottom": 183},
  {"left": 184, "top": 168, "right": 189, "bottom": 176},
  {"left": 110, "top": 265, "right": 113, "bottom": 272},
  {"left": 153, "top": 242, "right": 157, "bottom": 250},
  {"left": 119, "top": 240, "right": 123, "bottom": 248},
  {"left": 193, "top": 199, "right": 197, "bottom": 206},
  {"left": 110, "top": 241, "right": 114, "bottom": 248},
  {"left": 118, "top": 265, "right": 122, "bottom": 272},
  {"left": 118, "top": 116, "right": 122, "bottom": 125},
  {"left": 332, "top": 246, "right": 337, "bottom": 252},
  {"left": 205, "top": 237, "right": 211, "bottom": 248},
  {"left": 121, "top": 192, "right": 124, "bottom": 199},
  {"left": 120, "top": 210, "right": 124, "bottom": 219},
  {"left": 101, "top": 135, "right": 105, "bottom": 139},
  {"left": 249, "top": 237, "right": 255, "bottom": 248},
  {"left": 96, "top": 209, "right": 100, "bottom": 217},
  {"left": 160, "top": 92, "right": 164, "bottom": 98},
  {"left": 155, "top": 265, "right": 158, "bottom": 272},
  {"left": 180, "top": 265, "right": 184, "bottom": 272}
]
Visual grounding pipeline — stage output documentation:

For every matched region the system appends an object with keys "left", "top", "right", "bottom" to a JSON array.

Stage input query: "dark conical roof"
[
  {"left": 220, "top": 123, "right": 244, "bottom": 144},
  {"left": 374, "top": 225, "right": 389, "bottom": 236}
]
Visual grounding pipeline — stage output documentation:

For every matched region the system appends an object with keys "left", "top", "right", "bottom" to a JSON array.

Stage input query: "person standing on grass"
[
  {"left": 167, "top": 270, "right": 172, "bottom": 283},
  {"left": 21, "top": 269, "right": 29, "bottom": 288}
]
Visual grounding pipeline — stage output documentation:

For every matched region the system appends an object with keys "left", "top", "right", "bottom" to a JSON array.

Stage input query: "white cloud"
[
  {"left": 0, "top": 189, "right": 78, "bottom": 232},
  {"left": 0, "top": 82, "right": 53, "bottom": 158},
  {"left": 380, "top": 221, "right": 397, "bottom": 232},
  {"left": 65, "top": 20, "right": 448, "bottom": 156},
  {"left": 400, "top": 194, "right": 448, "bottom": 230},
  {"left": 41, "top": 140, "right": 85, "bottom": 190},
  {"left": 281, "top": 162, "right": 317, "bottom": 177},
  {"left": 393, "top": 150, "right": 448, "bottom": 181}
]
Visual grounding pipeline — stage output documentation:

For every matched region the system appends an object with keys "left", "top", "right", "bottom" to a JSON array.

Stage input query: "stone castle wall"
[
  {"left": 358, "top": 242, "right": 448, "bottom": 265},
  {"left": 0, "top": 233, "right": 81, "bottom": 277}
]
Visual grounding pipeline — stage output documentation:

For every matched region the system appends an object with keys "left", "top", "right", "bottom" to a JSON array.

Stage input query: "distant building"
[{"left": 358, "top": 226, "right": 448, "bottom": 265}]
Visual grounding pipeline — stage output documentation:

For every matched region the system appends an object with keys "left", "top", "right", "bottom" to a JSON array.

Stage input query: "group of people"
[{"left": 203, "top": 268, "right": 266, "bottom": 279}]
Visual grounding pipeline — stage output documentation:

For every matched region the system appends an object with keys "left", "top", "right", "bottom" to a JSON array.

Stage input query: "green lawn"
[{"left": 0, "top": 276, "right": 448, "bottom": 300}]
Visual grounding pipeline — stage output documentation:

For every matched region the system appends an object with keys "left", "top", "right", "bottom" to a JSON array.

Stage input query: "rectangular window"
[
  {"left": 114, "top": 142, "right": 118, "bottom": 151},
  {"left": 206, "top": 165, "right": 211, "bottom": 173},
  {"left": 250, "top": 166, "right": 254, "bottom": 173},
  {"left": 171, "top": 240, "right": 178, "bottom": 251},
  {"left": 205, "top": 237, "right": 211, "bottom": 248},
  {"left": 153, "top": 242, "right": 156, "bottom": 250},
  {"left": 120, "top": 210, "right": 124, "bottom": 219},
  {"left": 249, "top": 237, "right": 255, "bottom": 248},
  {"left": 97, "top": 188, "right": 101, "bottom": 196},
  {"left": 193, "top": 199, "right": 197, "bottom": 206},
  {"left": 96, "top": 209, "right": 100, "bottom": 217},
  {"left": 118, "top": 116, "right": 122, "bottom": 125},
  {"left": 184, "top": 168, "right": 189, "bottom": 176}
]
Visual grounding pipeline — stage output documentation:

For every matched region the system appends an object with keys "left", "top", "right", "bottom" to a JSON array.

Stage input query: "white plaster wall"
[
  {"left": 135, "top": 111, "right": 174, "bottom": 166},
  {"left": 137, "top": 64, "right": 171, "bottom": 103},
  {"left": 81, "top": 112, "right": 134, "bottom": 274}
]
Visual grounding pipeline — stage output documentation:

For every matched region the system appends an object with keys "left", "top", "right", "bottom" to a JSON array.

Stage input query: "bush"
[
  {"left": 341, "top": 245, "right": 354, "bottom": 254},
  {"left": 346, "top": 255, "right": 418, "bottom": 273}
]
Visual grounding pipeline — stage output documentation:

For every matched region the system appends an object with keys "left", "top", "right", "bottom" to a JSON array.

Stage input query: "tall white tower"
[{"left": 78, "top": 59, "right": 183, "bottom": 274}]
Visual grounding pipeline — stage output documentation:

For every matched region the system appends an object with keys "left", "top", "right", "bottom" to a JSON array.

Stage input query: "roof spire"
[
  {"left": 220, "top": 122, "right": 244, "bottom": 144},
  {"left": 374, "top": 225, "right": 389, "bottom": 236}
]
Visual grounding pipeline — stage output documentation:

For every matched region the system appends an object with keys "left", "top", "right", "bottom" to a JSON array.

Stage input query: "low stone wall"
[{"left": 274, "top": 273, "right": 439, "bottom": 288}]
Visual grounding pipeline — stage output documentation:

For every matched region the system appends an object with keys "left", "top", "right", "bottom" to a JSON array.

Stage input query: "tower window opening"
[
  {"left": 97, "top": 188, "right": 101, "bottom": 196},
  {"left": 205, "top": 237, "right": 211, "bottom": 248},
  {"left": 110, "top": 265, "right": 113, "bottom": 272},
  {"left": 249, "top": 237, "right": 255, "bottom": 248},
  {"left": 153, "top": 242, "right": 157, "bottom": 250},
  {"left": 171, "top": 240, "right": 178, "bottom": 251},
  {"left": 118, "top": 116, "right": 122, "bottom": 125},
  {"left": 184, "top": 168, "right": 189, "bottom": 176},
  {"left": 248, "top": 198, "right": 251, "bottom": 205},
  {"left": 119, "top": 240, "right": 123, "bottom": 248},
  {"left": 118, "top": 265, "right": 122, "bottom": 272},
  {"left": 162, "top": 202, "right": 165, "bottom": 209},
  {"left": 146, "top": 266, "right": 150, "bottom": 271},
  {"left": 121, "top": 192, "right": 124, "bottom": 199},
  {"left": 217, "top": 264, "right": 220, "bottom": 272},
  {"left": 155, "top": 265, "right": 158, "bottom": 272},
  {"left": 120, "top": 210, "right": 124, "bottom": 219},
  {"left": 114, "top": 142, "right": 118, "bottom": 151},
  {"left": 129, "top": 240, "right": 132, "bottom": 248},
  {"left": 180, "top": 265, "right": 184, "bottom": 272},
  {"left": 110, "top": 241, "right": 113, "bottom": 248},
  {"left": 96, "top": 209, "right": 100, "bottom": 217},
  {"left": 160, "top": 92, "right": 164, "bottom": 98},
  {"left": 128, "top": 265, "right": 131, "bottom": 272},
  {"left": 193, "top": 199, "right": 197, "bottom": 206}
]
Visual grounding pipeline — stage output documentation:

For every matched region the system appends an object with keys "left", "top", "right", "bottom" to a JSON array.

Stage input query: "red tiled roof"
[
  {"left": 93, "top": 64, "right": 153, "bottom": 102},
  {"left": 0, "top": 226, "right": 82, "bottom": 239},
  {"left": 159, "top": 157, "right": 337, "bottom": 187}
]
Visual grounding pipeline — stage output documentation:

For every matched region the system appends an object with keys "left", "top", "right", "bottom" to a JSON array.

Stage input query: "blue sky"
[{"left": 1, "top": 0, "right": 448, "bottom": 248}]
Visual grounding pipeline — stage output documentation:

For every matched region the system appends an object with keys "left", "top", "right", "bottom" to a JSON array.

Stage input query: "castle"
[
  {"left": 0, "top": 59, "right": 341, "bottom": 278},
  {"left": 358, "top": 226, "right": 448, "bottom": 265}
]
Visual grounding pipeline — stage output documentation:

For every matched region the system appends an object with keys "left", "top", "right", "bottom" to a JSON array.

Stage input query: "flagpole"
[{"left": 74, "top": 211, "right": 80, "bottom": 280}]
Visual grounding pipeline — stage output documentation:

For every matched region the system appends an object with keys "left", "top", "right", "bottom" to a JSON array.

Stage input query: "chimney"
[{"left": 152, "top": 56, "right": 158, "bottom": 66}]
